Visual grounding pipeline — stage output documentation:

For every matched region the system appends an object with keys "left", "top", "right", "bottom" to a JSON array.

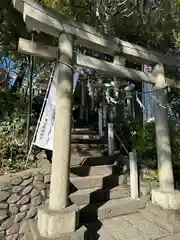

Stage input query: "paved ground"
[{"left": 85, "top": 211, "right": 180, "bottom": 240}]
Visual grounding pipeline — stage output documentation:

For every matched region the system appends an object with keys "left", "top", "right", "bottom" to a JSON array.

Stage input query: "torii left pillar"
[{"left": 30, "top": 34, "right": 85, "bottom": 239}]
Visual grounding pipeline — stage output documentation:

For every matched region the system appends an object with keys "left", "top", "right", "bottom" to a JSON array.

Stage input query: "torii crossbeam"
[{"left": 18, "top": 38, "right": 180, "bottom": 88}]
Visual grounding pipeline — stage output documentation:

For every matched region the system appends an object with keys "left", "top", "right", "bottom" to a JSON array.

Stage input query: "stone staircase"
[
  {"left": 70, "top": 128, "right": 147, "bottom": 226},
  {"left": 31, "top": 127, "right": 180, "bottom": 239},
  {"left": 24, "top": 127, "right": 180, "bottom": 240}
]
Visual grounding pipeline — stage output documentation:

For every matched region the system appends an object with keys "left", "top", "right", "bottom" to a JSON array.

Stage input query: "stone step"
[
  {"left": 71, "top": 143, "right": 106, "bottom": 148},
  {"left": 71, "top": 143, "right": 106, "bottom": 154},
  {"left": 103, "top": 214, "right": 169, "bottom": 240},
  {"left": 72, "top": 129, "right": 97, "bottom": 136},
  {"left": 70, "top": 155, "right": 115, "bottom": 167},
  {"left": 71, "top": 138, "right": 106, "bottom": 144},
  {"left": 70, "top": 174, "right": 126, "bottom": 190},
  {"left": 69, "top": 185, "right": 131, "bottom": 205},
  {"left": 146, "top": 202, "right": 180, "bottom": 221},
  {"left": 159, "top": 232, "right": 180, "bottom": 240},
  {"left": 71, "top": 148, "right": 103, "bottom": 159},
  {"left": 70, "top": 164, "right": 116, "bottom": 177},
  {"left": 79, "top": 198, "right": 146, "bottom": 222},
  {"left": 122, "top": 213, "right": 169, "bottom": 239},
  {"left": 141, "top": 208, "right": 180, "bottom": 234},
  {"left": 103, "top": 216, "right": 147, "bottom": 240},
  {"left": 84, "top": 222, "right": 115, "bottom": 240},
  {"left": 71, "top": 134, "right": 101, "bottom": 140},
  {"left": 72, "top": 128, "right": 95, "bottom": 133}
]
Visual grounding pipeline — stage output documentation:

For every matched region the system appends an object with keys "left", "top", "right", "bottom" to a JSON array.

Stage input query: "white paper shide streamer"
[{"left": 142, "top": 64, "right": 154, "bottom": 123}]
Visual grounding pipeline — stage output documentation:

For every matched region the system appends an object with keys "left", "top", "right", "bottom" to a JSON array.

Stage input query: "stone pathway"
[{"left": 86, "top": 211, "right": 180, "bottom": 240}]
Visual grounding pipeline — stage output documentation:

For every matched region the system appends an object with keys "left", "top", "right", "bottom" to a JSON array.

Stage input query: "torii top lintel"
[{"left": 13, "top": 0, "right": 180, "bottom": 69}]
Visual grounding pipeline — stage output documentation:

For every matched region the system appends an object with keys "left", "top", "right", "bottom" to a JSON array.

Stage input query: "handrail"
[{"left": 113, "top": 129, "right": 129, "bottom": 155}]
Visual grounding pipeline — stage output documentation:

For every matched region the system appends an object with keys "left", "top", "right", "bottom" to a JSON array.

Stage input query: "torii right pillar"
[{"left": 151, "top": 63, "right": 180, "bottom": 210}]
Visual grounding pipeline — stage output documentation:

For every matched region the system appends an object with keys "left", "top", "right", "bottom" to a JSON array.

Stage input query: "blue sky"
[{"left": 0, "top": 56, "right": 18, "bottom": 86}]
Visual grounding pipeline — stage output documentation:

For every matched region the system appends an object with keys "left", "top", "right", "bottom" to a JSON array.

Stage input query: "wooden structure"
[{"left": 12, "top": 0, "right": 180, "bottom": 239}]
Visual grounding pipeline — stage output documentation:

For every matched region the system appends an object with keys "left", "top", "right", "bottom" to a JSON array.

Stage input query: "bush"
[
  {"left": 0, "top": 91, "right": 36, "bottom": 174},
  {"left": 131, "top": 120, "right": 180, "bottom": 167}
]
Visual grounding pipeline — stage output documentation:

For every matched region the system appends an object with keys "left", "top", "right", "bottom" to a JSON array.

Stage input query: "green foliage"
[
  {"left": 169, "top": 121, "right": 180, "bottom": 166},
  {"left": 0, "top": 0, "right": 28, "bottom": 51},
  {"left": 131, "top": 120, "right": 180, "bottom": 168},
  {"left": 0, "top": 91, "right": 36, "bottom": 174},
  {"left": 131, "top": 121, "right": 156, "bottom": 159}
]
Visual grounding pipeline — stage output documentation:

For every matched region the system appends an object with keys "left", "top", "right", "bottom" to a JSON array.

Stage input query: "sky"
[{"left": 0, "top": 56, "right": 18, "bottom": 87}]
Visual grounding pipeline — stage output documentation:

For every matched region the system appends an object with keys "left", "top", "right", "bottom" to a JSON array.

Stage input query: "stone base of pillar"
[
  {"left": 152, "top": 188, "right": 180, "bottom": 210},
  {"left": 26, "top": 219, "right": 86, "bottom": 240},
  {"left": 26, "top": 203, "right": 86, "bottom": 239}
]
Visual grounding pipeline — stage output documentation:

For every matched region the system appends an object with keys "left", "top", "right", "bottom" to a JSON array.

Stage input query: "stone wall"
[{"left": 0, "top": 167, "right": 51, "bottom": 240}]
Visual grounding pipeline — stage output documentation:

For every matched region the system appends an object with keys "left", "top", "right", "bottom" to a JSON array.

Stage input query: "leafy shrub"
[
  {"left": 131, "top": 121, "right": 156, "bottom": 160},
  {"left": 0, "top": 91, "right": 36, "bottom": 174},
  {"left": 131, "top": 120, "right": 180, "bottom": 168}
]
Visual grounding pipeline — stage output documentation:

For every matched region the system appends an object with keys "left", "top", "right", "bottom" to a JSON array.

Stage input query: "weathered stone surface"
[
  {"left": 21, "top": 177, "right": 33, "bottom": 187},
  {"left": 103, "top": 216, "right": 146, "bottom": 240},
  {"left": 34, "top": 175, "right": 44, "bottom": 182},
  {"left": 18, "top": 233, "right": 24, "bottom": 240},
  {"left": 36, "top": 151, "right": 46, "bottom": 160},
  {"left": 0, "top": 216, "right": 14, "bottom": 231},
  {"left": 26, "top": 207, "right": 37, "bottom": 219},
  {"left": 9, "top": 204, "right": 19, "bottom": 214},
  {"left": 6, "top": 223, "right": 20, "bottom": 236},
  {"left": 12, "top": 186, "right": 24, "bottom": 193},
  {"left": 37, "top": 204, "right": 78, "bottom": 236},
  {"left": 169, "top": 191, "right": 180, "bottom": 209},
  {"left": 123, "top": 213, "right": 169, "bottom": 239},
  {"left": 17, "top": 195, "right": 30, "bottom": 205},
  {"left": 21, "top": 185, "right": 33, "bottom": 196},
  {"left": 30, "top": 189, "right": 40, "bottom": 198},
  {"left": 152, "top": 189, "right": 180, "bottom": 210},
  {"left": 0, "top": 230, "right": 5, "bottom": 237},
  {"left": 33, "top": 181, "right": 46, "bottom": 191},
  {"left": 0, "top": 191, "right": 10, "bottom": 202},
  {"left": 22, "top": 172, "right": 32, "bottom": 180},
  {"left": 6, "top": 233, "right": 19, "bottom": 240},
  {"left": 7, "top": 194, "right": 21, "bottom": 204},
  {"left": 46, "top": 189, "right": 50, "bottom": 198},
  {"left": 19, "top": 220, "right": 29, "bottom": 234},
  {"left": 0, "top": 210, "right": 8, "bottom": 221},
  {"left": 31, "top": 196, "right": 42, "bottom": 206},
  {"left": 151, "top": 181, "right": 159, "bottom": 190},
  {"left": 140, "top": 185, "right": 150, "bottom": 196},
  {"left": 0, "top": 182, "right": 11, "bottom": 191},
  {"left": 44, "top": 174, "right": 50, "bottom": 183},
  {"left": 11, "top": 177, "right": 23, "bottom": 186},
  {"left": 41, "top": 190, "right": 46, "bottom": 198},
  {"left": 20, "top": 204, "right": 29, "bottom": 212},
  {"left": 0, "top": 203, "right": 8, "bottom": 209},
  {"left": 14, "top": 212, "right": 26, "bottom": 223}
]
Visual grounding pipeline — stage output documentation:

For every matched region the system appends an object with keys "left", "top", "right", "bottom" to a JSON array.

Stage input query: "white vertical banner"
[
  {"left": 34, "top": 66, "right": 80, "bottom": 150},
  {"left": 142, "top": 64, "right": 154, "bottom": 123}
]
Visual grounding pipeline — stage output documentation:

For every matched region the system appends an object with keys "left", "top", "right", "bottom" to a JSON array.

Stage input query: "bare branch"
[{"left": 117, "top": 0, "right": 128, "bottom": 7}]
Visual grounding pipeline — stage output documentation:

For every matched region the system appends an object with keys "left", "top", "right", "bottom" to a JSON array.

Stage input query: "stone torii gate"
[{"left": 13, "top": 0, "right": 180, "bottom": 239}]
